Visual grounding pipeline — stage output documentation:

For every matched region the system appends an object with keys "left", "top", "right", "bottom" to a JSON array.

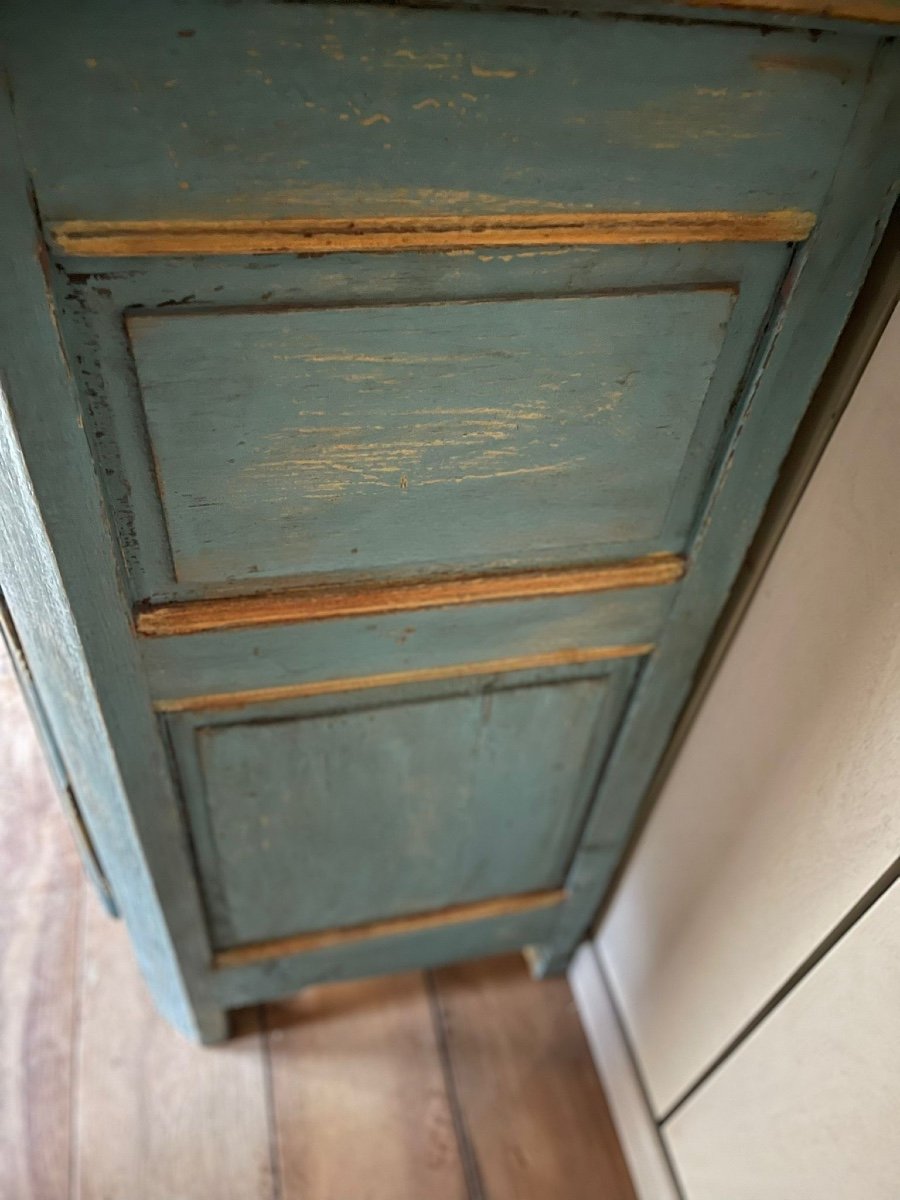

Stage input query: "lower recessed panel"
[{"left": 168, "top": 662, "right": 635, "bottom": 950}]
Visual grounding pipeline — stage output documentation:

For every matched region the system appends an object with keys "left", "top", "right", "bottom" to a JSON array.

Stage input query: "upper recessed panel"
[
  {"left": 127, "top": 288, "right": 733, "bottom": 585},
  {"left": 3, "top": 1, "right": 871, "bottom": 222}
]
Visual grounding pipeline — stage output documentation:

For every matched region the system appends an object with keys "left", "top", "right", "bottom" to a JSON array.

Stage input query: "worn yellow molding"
[
  {"left": 137, "top": 554, "right": 685, "bottom": 638},
  {"left": 672, "top": 0, "right": 900, "bottom": 24},
  {"left": 214, "top": 888, "right": 569, "bottom": 968},
  {"left": 153, "top": 644, "right": 654, "bottom": 714},
  {"left": 51, "top": 210, "right": 816, "bottom": 257}
]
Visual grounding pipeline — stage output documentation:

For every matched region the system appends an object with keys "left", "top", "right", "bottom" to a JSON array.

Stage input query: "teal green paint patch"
[{"left": 128, "top": 289, "right": 733, "bottom": 585}]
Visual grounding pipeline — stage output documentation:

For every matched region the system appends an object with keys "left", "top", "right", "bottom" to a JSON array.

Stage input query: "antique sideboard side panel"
[
  {"left": 0, "top": 86, "right": 223, "bottom": 1042},
  {"left": 0, "top": 4, "right": 897, "bottom": 1026},
  {"left": 540, "top": 37, "right": 900, "bottom": 966}
]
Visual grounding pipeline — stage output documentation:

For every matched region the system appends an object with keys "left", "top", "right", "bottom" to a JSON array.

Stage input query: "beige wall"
[
  {"left": 665, "top": 880, "right": 900, "bottom": 1200},
  {"left": 593, "top": 304, "right": 900, "bottom": 1151}
]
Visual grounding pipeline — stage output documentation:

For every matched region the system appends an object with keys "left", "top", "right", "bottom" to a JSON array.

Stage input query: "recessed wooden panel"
[
  {"left": 128, "top": 289, "right": 733, "bottom": 586},
  {"left": 169, "top": 663, "right": 633, "bottom": 949},
  {"left": 57, "top": 243, "right": 788, "bottom": 607}
]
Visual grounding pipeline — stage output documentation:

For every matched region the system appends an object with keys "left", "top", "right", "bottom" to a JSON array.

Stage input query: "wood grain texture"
[
  {"left": 137, "top": 554, "right": 684, "bottom": 637},
  {"left": 126, "top": 290, "right": 732, "bottom": 588},
  {"left": 154, "top": 644, "right": 650, "bottom": 713},
  {"left": 0, "top": 0, "right": 893, "bottom": 1039},
  {"left": 51, "top": 210, "right": 816, "bottom": 257},
  {"left": 1, "top": 604, "right": 117, "bottom": 913},
  {"left": 372, "top": 0, "right": 900, "bottom": 26},
  {"left": 1, "top": 647, "right": 635, "bottom": 1199},
  {"left": 266, "top": 973, "right": 467, "bottom": 1200},
  {"left": 61, "top": 243, "right": 787, "bottom": 609},
  {"left": 140, "top": 586, "right": 668, "bottom": 712},
  {"left": 75, "top": 893, "right": 273, "bottom": 1200},
  {"left": 169, "top": 658, "right": 634, "bottom": 953},
  {"left": 0, "top": 655, "right": 82, "bottom": 1200},
  {"left": 672, "top": 0, "right": 900, "bottom": 23},
  {"left": 213, "top": 903, "right": 562, "bottom": 1010},
  {"left": 180, "top": 668, "right": 614, "bottom": 949},
  {"left": 216, "top": 890, "right": 568, "bottom": 968},
  {"left": 2, "top": 4, "right": 872, "bottom": 223},
  {"left": 433, "top": 956, "right": 637, "bottom": 1200},
  {"left": 0, "top": 647, "right": 82, "bottom": 901},
  {"left": 535, "top": 38, "right": 900, "bottom": 969},
  {"left": 0, "top": 88, "right": 222, "bottom": 1041}
]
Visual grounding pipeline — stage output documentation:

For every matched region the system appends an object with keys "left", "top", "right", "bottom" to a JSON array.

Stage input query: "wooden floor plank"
[
  {"left": 0, "top": 877, "right": 82, "bottom": 1200},
  {"left": 432, "top": 956, "right": 637, "bottom": 1200},
  {"left": 265, "top": 973, "right": 468, "bottom": 1200},
  {"left": 0, "top": 653, "right": 81, "bottom": 901},
  {"left": 1, "top": 648, "right": 635, "bottom": 1200},
  {"left": 74, "top": 894, "right": 274, "bottom": 1200},
  {"left": 0, "top": 652, "right": 83, "bottom": 1200}
]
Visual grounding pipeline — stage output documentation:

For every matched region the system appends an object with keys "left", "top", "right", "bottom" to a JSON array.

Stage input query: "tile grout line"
[
  {"left": 425, "top": 970, "right": 487, "bottom": 1200},
  {"left": 659, "top": 856, "right": 900, "bottom": 1126},
  {"left": 258, "top": 1004, "right": 285, "bottom": 1200},
  {"left": 67, "top": 880, "right": 86, "bottom": 1200}
]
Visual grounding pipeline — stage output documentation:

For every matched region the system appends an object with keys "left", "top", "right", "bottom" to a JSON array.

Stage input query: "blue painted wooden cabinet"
[{"left": 0, "top": 0, "right": 896, "bottom": 1040}]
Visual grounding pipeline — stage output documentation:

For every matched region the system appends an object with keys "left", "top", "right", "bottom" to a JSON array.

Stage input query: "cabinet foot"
[{"left": 524, "top": 943, "right": 572, "bottom": 980}]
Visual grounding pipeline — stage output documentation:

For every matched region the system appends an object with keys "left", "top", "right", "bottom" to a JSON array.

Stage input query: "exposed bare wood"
[
  {"left": 154, "top": 644, "right": 653, "bottom": 714},
  {"left": 137, "top": 555, "right": 685, "bottom": 638},
  {"left": 673, "top": 0, "right": 900, "bottom": 25},
  {"left": 215, "top": 889, "right": 568, "bottom": 969},
  {"left": 50, "top": 210, "right": 816, "bottom": 258}
]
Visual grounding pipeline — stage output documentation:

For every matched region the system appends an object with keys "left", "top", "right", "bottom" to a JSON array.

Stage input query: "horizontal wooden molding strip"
[
  {"left": 674, "top": 0, "right": 900, "bottom": 23},
  {"left": 215, "top": 887, "right": 568, "bottom": 969},
  {"left": 153, "top": 643, "right": 653, "bottom": 714},
  {"left": 137, "top": 553, "right": 685, "bottom": 638},
  {"left": 51, "top": 211, "right": 815, "bottom": 257}
]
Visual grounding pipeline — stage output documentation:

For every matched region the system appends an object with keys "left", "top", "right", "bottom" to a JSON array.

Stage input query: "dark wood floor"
[{"left": 0, "top": 650, "right": 635, "bottom": 1200}]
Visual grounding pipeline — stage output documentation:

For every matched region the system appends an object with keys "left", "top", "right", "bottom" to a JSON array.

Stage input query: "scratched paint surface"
[
  {"left": 173, "top": 666, "right": 620, "bottom": 947},
  {"left": 1, "top": 1, "right": 872, "bottom": 220},
  {"left": 127, "top": 289, "right": 734, "bottom": 584}
]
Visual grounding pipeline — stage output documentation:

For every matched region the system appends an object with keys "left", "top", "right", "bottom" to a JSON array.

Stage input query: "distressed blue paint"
[
  {"left": 1, "top": 3, "right": 872, "bottom": 221},
  {"left": 537, "top": 36, "right": 900, "bottom": 967},
  {"left": 0, "top": 1, "right": 895, "bottom": 1040},
  {"left": 213, "top": 899, "right": 572, "bottom": 1011},
  {"left": 128, "top": 289, "right": 733, "bottom": 585},
  {"left": 56, "top": 242, "right": 788, "bottom": 604},
  {"left": 167, "top": 661, "right": 635, "bottom": 948},
  {"left": 0, "top": 93, "right": 225, "bottom": 1042},
  {"left": 140, "top": 585, "right": 671, "bottom": 707}
]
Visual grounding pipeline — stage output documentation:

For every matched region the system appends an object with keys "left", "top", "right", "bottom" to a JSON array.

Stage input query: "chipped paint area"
[
  {"left": 126, "top": 286, "right": 736, "bottom": 581},
  {"left": 602, "top": 88, "right": 778, "bottom": 151},
  {"left": 222, "top": 184, "right": 572, "bottom": 215},
  {"left": 245, "top": 389, "right": 592, "bottom": 501},
  {"left": 470, "top": 64, "right": 518, "bottom": 80}
]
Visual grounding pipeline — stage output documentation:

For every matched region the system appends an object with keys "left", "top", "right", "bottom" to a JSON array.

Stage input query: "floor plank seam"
[
  {"left": 258, "top": 1003, "right": 285, "bottom": 1200},
  {"left": 425, "top": 971, "right": 487, "bottom": 1200}
]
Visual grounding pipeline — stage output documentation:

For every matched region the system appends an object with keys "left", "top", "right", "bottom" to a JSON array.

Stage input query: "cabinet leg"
[
  {"left": 194, "top": 1005, "right": 230, "bottom": 1045},
  {"left": 524, "top": 943, "right": 573, "bottom": 980}
]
